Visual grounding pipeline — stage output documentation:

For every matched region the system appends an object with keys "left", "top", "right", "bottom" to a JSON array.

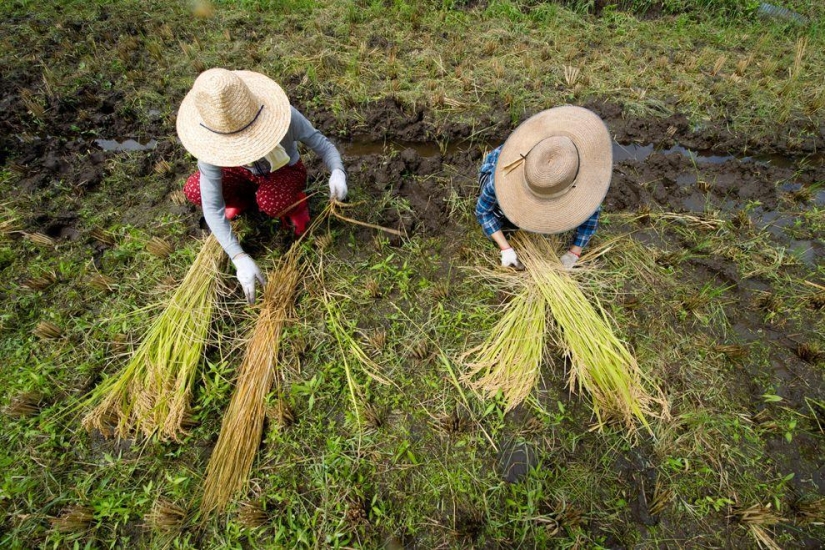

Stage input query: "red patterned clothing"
[{"left": 184, "top": 161, "right": 308, "bottom": 226}]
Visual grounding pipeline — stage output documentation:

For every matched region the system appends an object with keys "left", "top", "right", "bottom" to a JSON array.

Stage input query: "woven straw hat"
[
  {"left": 176, "top": 68, "right": 291, "bottom": 167},
  {"left": 494, "top": 106, "right": 612, "bottom": 234}
]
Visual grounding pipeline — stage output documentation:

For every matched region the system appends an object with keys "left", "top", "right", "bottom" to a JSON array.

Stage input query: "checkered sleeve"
[
  {"left": 475, "top": 147, "right": 505, "bottom": 238},
  {"left": 571, "top": 207, "right": 601, "bottom": 249},
  {"left": 475, "top": 172, "right": 503, "bottom": 237}
]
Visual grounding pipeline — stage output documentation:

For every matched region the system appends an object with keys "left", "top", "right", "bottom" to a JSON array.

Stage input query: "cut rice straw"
[
  {"left": 514, "top": 233, "right": 668, "bottom": 433},
  {"left": 200, "top": 242, "right": 302, "bottom": 516},
  {"left": 462, "top": 284, "right": 547, "bottom": 412},
  {"left": 82, "top": 234, "right": 225, "bottom": 441},
  {"left": 330, "top": 199, "right": 405, "bottom": 237}
]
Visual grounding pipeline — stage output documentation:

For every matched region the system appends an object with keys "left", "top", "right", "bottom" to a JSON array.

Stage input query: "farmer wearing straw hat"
[
  {"left": 475, "top": 106, "right": 612, "bottom": 270},
  {"left": 177, "top": 68, "right": 347, "bottom": 304}
]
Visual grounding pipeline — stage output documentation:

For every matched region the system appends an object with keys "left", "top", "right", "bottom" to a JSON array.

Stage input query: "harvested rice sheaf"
[
  {"left": 517, "top": 233, "right": 667, "bottom": 432},
  {"left": 82, "top": 234, "right": 225, "bottom": 440},
  {"left": 463, "top": 285, "right": 547, "bottom": 411},
  {"left": 146, "top": 498, "right": 187, "bottom": 533},
  {"left": 464, "top": 233, "right": 667, "bottom": 434},
  {"left": 200, "top": 245, "right": 302, "bottom": 516}
]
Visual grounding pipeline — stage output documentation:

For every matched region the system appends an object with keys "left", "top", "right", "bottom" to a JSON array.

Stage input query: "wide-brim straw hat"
[
  {"left": 494, "top": 106, "right": 612, "bottom": 234},
  {"left": 177, "top": 68, "right": 291, "bottom": 167}
]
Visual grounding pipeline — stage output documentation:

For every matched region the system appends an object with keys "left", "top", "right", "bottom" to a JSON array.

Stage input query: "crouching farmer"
[
  {"left": 176, "top": 68, "right": 347, "bottom": 303},
  {"left": 475, "top": 106, "right": 612, "bottom": 270}
]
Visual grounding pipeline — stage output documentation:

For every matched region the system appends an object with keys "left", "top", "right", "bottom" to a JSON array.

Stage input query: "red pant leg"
[
  {"left": 183, "top": 172, "right": 203, "bottom": 205},
  {"left": 182, "top": 167, "right": 257, "bottom": 210},
  {"left": 254, "top": 161, "right": 308, "bottom": 218}
]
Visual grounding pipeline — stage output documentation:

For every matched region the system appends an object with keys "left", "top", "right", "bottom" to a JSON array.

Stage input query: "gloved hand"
[
  {"left": 232, "top": 253, "right": 265, "bottom": 305},
  {"left": 560, "top": 251, "right": 579, "bottom": 270},
  {"left": 501, "top": 247, "right": 525, "bottom": 271},
  {"left": 329, "top": 169, "right": 347, "bottom": 201}
]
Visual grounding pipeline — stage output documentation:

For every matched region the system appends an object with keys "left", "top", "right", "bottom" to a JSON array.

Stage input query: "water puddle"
[
  {"left": 780, "top": 182, "right": 803, "bottom": 193},
  {"left": 676, "top": 172, "right": 697, "bottom": 188},
  {"left": 345, "top": 140, "right": 446, "bottom": 157},
  {"left": 752, "top": 209, "right": 802, "bottom": 238},
  {"left": 613, "top": 142, "right": 738, "bottom": 165},
  {"left": 789, "top": 240, "right": 817, "bottom": 266},
  {"left": 497, "top": 440, "right": 535, "bottom": 483},
  {"left": 344, "top": 138, "right": 822, "bottom": 169},
  {"left": 95, "top": 138, "right": 157, "bottom": 152},
  {"left": 682, "top": 193, "right": 706, "bottom": 213}
]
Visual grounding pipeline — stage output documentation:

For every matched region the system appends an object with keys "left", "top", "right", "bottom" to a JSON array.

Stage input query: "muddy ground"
[{"left": 2, "top": 73, "right": 824, "bottom": 547}]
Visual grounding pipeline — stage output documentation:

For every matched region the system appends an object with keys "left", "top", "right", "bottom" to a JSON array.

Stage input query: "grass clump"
[
  {"left": 200, "top": 243, "right": 302, "bottom": 516},
  {"left": 82, "top": 234, "right": 225, "bottom": 441}
]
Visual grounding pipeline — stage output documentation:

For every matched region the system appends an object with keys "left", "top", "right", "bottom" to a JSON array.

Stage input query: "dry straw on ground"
[
  {"left": 200, "top": 243, "right": 302, "bottom": 516},
  {"left": 463, "top": 233, "right": 667, "bottom": 434},
  {"left": 201, "top": 203, "right": 398, "bottom": 515},
  {"left": 82, "top": 234, "right": 225, "bottom": 440}
]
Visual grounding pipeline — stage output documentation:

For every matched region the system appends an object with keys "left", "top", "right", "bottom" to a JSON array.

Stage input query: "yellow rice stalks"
[
  {"left": 463, "top": 232, "right": 667, "bottom": 434},
  {"left": 462, "top": 285, "right": 547, "bottom": 411},
  {"left": 82, "top": 234, "right": 225, "bottom": 441},
  {"left": 514, "top": 233, "right": 667, "bottom": 433},
  {"left": 200, "top": 244, "right": 302, "bottom": 517}
]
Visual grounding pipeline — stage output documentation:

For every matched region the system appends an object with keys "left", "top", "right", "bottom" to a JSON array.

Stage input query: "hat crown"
[
  {"left": 524, "top": 136, "right": 579, "bottom": 199},
  {"left": 192, "top": 68, "right": 259, "bottom": 134}
]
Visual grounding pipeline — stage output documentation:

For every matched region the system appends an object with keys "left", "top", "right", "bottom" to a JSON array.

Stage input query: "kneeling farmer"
[
  {"left": 476, "top": 106, "right": 611, "bottom": 269},
  {"left": 177, "top": 68, "right": 346, "bottom": 303}
]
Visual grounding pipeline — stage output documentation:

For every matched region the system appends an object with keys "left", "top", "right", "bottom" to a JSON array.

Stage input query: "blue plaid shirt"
[{"left": 474, "top": 146, "right": 601, "bottom": 249}]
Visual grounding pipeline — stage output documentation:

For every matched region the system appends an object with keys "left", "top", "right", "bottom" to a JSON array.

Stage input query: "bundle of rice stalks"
[
  {"left": 50, "top": 504, "right": 94, "bottom": 534},
  {"left": 87, "top": 272, "right": 116, "bottom": 292},
  {"left": 82, "top": 234, "right": 224, "bottom": 440},
  {"left": 146, "top": 236, "right": 175, "bottom": 258},
  {"left": 792, "top": 496, "right": 825, "bottom": 526},
  {"left": 21, "top": 271, "right": 57, "bottom": 291},
  {"left": 735, "top": 503, "right": 784, "bottom": 550},
  {"left": 463, "top": 285, "right": 547, "bottom": 410},
  {"left": 200, "top": 244, "right": 302, "bottom": 516},
  {"left": 515, "top": 233, "right": 666, "bottom": 432},
  {"left": 6, "top": 391, "right": 44, "bottom": 418},
  {"left": 236, "top": 501, "right": 271, "bottom": 529},
  {"left": 90, "top": 227, "right": 116, "bottom": 246},
  {"left": 464, "top": 233, "right": 666, "bottom": 434},
  {"left": 34, "top": 320, "right": 63, "bottom": 339},
  {"left": 0, "top": 215, "right": 21, "bottom": 238},
  {"left": 146, "top": 498, "right": 188, "bottom": 534},
  {"left": 25, "top": 231, "right": 56, "bottom": 247}
]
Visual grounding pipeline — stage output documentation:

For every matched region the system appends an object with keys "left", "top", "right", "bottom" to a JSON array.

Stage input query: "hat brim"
[
  {"left": 494, "top": 106, "right": 612, "bottom": 234},
  {"left": 176, "top": 71, "right": 291, "bottom": 167}
]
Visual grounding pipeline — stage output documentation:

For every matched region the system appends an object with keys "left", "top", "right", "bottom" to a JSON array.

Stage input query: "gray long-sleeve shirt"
[{"left": 198, "top": 106, "right": 344, "bottom": 259}]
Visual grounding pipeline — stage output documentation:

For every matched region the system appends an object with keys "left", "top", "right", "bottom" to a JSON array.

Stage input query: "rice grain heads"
[
  {"left": 517, "top": 233, "right": 667, "bottom": 433},
  {"left": 200, "top": 244, "right": 302, "bottom": 516},
  {"left": 83, "top": 234, "right": 225, "bottom": 440}
]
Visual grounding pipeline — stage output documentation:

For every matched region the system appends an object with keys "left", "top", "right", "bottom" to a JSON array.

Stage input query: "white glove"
[
  {"left": 501, "top": 247, "right": 525, "bottom": 270},
  {"left": 329, "top": 169, "right": 347, "bottom": 201},
  {"left": 232, "top": 254, "right": 265, "bottom": 305},
  {"left": 560, "top": 251, "right": 579, "bottom": 270}
]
